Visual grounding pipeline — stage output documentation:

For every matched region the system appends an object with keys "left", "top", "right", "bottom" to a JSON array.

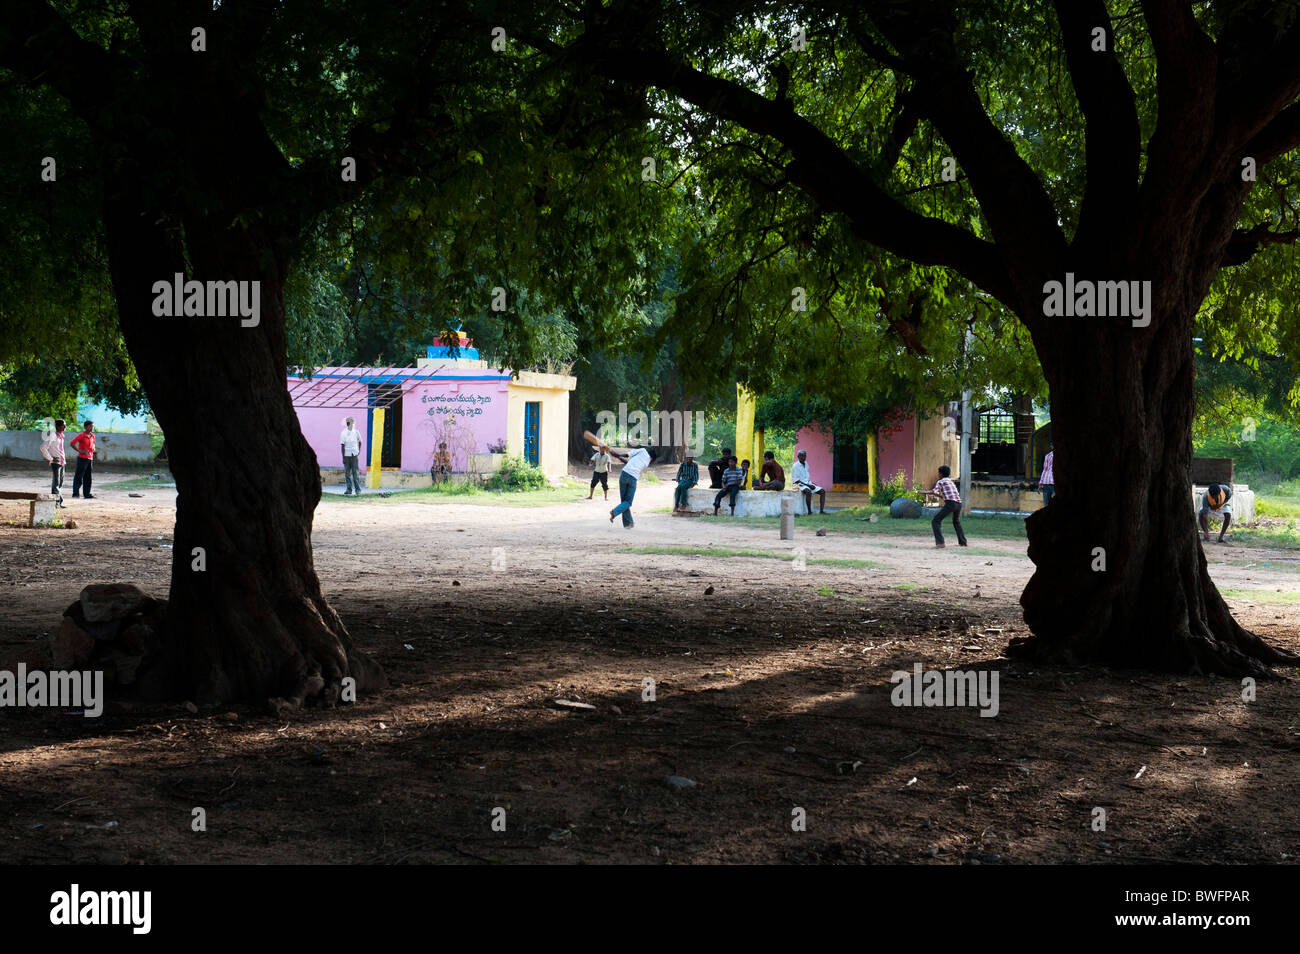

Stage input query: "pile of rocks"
[{"left": 51, "top": 583, "right": 165, "bottom": 689}]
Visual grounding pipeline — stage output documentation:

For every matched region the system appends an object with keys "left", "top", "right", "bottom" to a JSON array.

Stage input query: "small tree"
[{"left": 428, "top": 415, "right": 479, "bottom": 484}]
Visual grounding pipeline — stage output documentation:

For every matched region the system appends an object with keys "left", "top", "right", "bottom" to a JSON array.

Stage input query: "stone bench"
[
  {"left": 685, "top": 487, "right": 809, "bottom": 517},
  {"left": 1193, "top": 484, "right": 1254, "bottom": 523},
  {"left": 0, "top": 490, "right": 59, "bottom": 526}
]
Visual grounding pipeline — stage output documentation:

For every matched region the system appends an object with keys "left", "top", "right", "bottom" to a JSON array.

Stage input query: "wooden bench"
[{"left": 0, "top": 490, "right": 59, "bottom": 527}]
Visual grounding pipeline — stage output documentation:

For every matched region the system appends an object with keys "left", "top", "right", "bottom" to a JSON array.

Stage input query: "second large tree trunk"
[{"left": 1013, "top": 300, "right": 1296, "bottom": 676}]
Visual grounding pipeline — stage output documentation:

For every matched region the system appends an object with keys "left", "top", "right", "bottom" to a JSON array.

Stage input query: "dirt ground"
[{"left": 2, "top": 459, "right": 1298, "bottom": 864}]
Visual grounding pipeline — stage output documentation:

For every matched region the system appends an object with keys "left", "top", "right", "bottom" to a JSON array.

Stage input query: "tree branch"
[
  {"left": 864, "top": 2, "right": 1067, "bottom": 289},
  {"left": 1215, "top": 11, "right": 1300, "bottom": 154},
  {"left": 1220, "top": 223, "right": 1300, "bottom": 268},
  {"left": 1245, "top": 101, "right": 1300, "bottom": 167},
  {"left": 1137, "top": 0, "right": 1218, "bottom": 218},
  {"left": 1050, "top": 0, "right": 1141, "bottom": 244},
  {"left": 525, "top": 29, "right": 1018, "bottom": 312},
  {"left": 876, "top": 85, "right": 919, "bottom": 176},
  {"left": 0, "top": 0, "right": 115, "bottom": 123}
]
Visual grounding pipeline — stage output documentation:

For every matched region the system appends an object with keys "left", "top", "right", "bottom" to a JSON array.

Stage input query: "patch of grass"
[
  {"left": 322, "top": 481, "right": 587, "bottom": 508},
  {"left": 730, "top": 505, "right": 1031, "bottom": 541},
  {"left": 620, "top": 544, "right": 882, "bottom": 569},
  {"left": 1215, "top": 557, "right": 1300, "bottom": 572},
  {"left": 1255, "top": 497, "right": 1300, "bottom": 518},
  {"left": 100, "top": 475, "right": 175, "bottom": 491},
  {"left": 815, "top": 585, "right": 836, "bottom": 596},
  {"left": 1219, "top": 587, "right": 1300, "bottom": 605},
  {"left": 1223, "top": 520, "right": 1300, "bottom": 550}
]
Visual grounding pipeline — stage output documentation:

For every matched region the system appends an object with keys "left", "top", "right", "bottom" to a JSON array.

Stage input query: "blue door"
[
  {"left": 524, "top": 401, "right": 541, "bottom": 467},
  {"left": 366, "top": 384, "right": 403, "bottom": 468}
]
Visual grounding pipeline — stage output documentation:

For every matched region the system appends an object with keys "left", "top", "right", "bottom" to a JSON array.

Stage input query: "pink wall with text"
[
  {"left": 289, "top": 371, "right": 511, "bottom": 472},
  {"left": 405, "top": 377, "right": 509, "bottom": 472}
]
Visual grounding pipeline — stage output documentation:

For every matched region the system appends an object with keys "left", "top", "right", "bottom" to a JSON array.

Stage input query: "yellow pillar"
[
  {"left": 368, "top": 407, "right": 385, "bottom": 488},
  {"left": 867, "top": 431, "right": 879, "bottom": 497},
  {"left": 735, "top": 384, "right": 756, "bottom": 476}
]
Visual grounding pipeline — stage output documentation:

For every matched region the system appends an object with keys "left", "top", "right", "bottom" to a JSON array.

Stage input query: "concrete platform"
[
  {"left": 685, "top": 488, "right": 809, "bottom": 516},
  {"left": 0, "top": 490, "right": 59, "bottom": 526}
]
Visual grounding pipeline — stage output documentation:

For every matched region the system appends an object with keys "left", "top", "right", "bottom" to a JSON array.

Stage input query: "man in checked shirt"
[{"left": 924, "top": 465, "right": 967, "bottom": 548}]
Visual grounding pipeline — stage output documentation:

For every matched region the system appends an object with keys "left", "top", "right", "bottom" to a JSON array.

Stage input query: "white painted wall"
[{"left": 0, "top": 430, "right": 153, "bottom": 462}]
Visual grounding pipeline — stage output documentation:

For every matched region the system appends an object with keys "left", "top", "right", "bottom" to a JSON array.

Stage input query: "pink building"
[
  {"left": 290, "top": 367, "right": 511, "bottom": 475},
  {"left": 288, "top": 336, "right": 575, "bottom": 482},
  {"left": 789, "top": 406, "right": 955, "bottom": 492},
  {"left": 793, "top": 423, "right": 835, "bottom": 487}
]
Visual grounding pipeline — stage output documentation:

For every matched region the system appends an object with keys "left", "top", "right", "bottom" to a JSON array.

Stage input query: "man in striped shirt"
[
  {"left": 1039, "top": 442, "right": 1055, "bottom": 506},
  {"left": 924, "top": 465, "right": 967, "bottom": 548},
  {"left": 713, "top": 457, "right": 744, "bottom": 515}
]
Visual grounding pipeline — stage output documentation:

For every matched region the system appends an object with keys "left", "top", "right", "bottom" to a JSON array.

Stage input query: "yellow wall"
[
  {"left": 968, "top": 484, "right": 1043, "bottom": 512},
  {"left": 912, "top": 407, "right": 960, "bottom": 490},
  {"left": 507, "top": 371, "right": 575, "bottom": 477}
]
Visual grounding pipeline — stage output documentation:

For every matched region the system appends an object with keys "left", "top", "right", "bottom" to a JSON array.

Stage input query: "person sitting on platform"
[
  {"left": 673, "top": 453, "right": 699, "bottom": 513},
  {"left": 752, "top": 451, "right": 785, "bottom": 491},
  {"left": 712, "top": 457, "right": 744, "bottom": 515},
  {"left": 707, "top": 448, "right": 733, "bottom": 489},
  {"left": 791, "top": 450, "right": 826, "bottom": 515}
]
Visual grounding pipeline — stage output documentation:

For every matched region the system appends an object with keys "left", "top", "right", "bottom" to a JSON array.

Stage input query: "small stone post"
[{"left": 780, "top": 495, "right": 794, "bottom": 540}]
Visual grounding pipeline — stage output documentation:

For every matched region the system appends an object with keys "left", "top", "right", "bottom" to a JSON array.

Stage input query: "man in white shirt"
[
  {"left": 587, "top": 444, "right": 612, "bottom": 500},
  {"left": 608, "top": 445, "right": 656, "bottom": 528},
  {"left": 791, "top": 450, "right": 826, "bottom": 515},
  {"left": 340, "top": 417, "right": 363, "bottom": 495},
  {"left": 39, "top": 418, "right": 68, "bottom": 507}
]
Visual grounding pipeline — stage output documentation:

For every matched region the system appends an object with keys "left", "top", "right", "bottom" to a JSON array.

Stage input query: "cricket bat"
[{"left": 583, "top": 430, "right": 604, "bottom": 447}]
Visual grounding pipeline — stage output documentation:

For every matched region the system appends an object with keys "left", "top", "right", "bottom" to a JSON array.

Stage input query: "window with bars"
[{"left": 978, "top": 411, "right": 1015, "bottom": 443}]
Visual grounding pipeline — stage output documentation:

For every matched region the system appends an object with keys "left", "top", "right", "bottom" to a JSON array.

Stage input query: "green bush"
[
  {"left": 872, "top": 468, "right": 926, "bottom": 506},
  {"left": 486, "top": 455, "right": 548, "bottom": 491},
  {"left": 1196, "top": 415, "right": 1300, "bottom": 482}
]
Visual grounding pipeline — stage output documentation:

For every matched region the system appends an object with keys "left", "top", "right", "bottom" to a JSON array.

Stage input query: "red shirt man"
[
  {"left": 70, "top": 425, "right": 95, "bottom": 459},
  {"left": 70, "top": 421, "right": 96, "bottom": 499}
]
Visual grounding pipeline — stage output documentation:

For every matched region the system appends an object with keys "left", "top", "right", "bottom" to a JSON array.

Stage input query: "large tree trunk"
[
  {"left": 569, "top": 372, "right": 592, "bottom": 463},
  {"left": 1013, "top": 284, "right": 1297, "bottom": 677},
  {"left": 98, "top": 144, "right": 385, "bottom": 707}
]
